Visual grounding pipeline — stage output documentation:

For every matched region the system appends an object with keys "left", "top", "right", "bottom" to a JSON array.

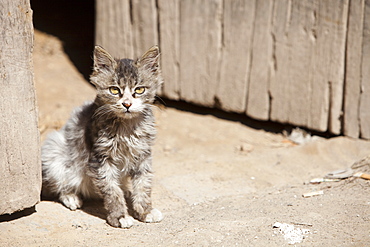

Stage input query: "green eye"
[
  {"left": 134, "top": 87, "right": 145, "bottom": 94},
  {"left": 109, "top": 86, "right": 120, "bottom": 95}
]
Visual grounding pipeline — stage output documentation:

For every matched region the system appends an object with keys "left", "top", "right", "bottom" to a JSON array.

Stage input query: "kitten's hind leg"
[{"left": 59, "top": 193, "right": 83, "bottom": 211}]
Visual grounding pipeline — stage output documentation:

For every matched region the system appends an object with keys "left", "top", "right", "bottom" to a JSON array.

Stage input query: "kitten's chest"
[
  {"left": 115, "top": 130, "right": 150, "bottom": 155},
  {"left": 93, "top": 121, "right": 154, "bottom": 170}
]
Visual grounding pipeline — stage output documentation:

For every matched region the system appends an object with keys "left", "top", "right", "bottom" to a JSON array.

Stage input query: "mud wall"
[{"left": 96, "top": 0, "right": 370, "bottom": 139}]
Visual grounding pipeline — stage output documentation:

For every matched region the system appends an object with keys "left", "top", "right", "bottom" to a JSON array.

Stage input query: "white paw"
[
  {"left": 119, "top": 216, "right": 134, "bottom": 228},
  {"left": 59, "top": 194, "right": 83, "bottom": 211},
  {"left": 144, "top": 208, "right": 163, "bottom": 223}
]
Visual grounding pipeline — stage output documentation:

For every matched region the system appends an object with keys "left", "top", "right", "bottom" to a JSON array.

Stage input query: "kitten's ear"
[
  {"left": 136, "top": 45, "right": 160, "bottom": 74},
  {"left": 93, "top": 46, "right": 116, "bottom": 73}
]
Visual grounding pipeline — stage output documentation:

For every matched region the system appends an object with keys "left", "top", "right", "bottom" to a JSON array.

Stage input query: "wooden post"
[{"left": 0, "top": 0, "right": 41, "bottom": 215}]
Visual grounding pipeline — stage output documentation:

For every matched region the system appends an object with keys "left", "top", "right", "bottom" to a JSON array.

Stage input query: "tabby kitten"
[{"left": 41, "top": 45, "right": 163, "bottom": 228}]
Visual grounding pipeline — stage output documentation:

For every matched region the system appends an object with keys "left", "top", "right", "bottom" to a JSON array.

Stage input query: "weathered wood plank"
[
  {"left": 216, "top": 0, "right": 255, "bottom": 113},
  {"left": 343, "top": 0, "right": 364, "bottom": 138},
  {"left": 246, "top": 0, "right": 274, "bottom": 120},
  {"left": 359, "top": 0, "right": 370, "bottom": 138},
  {"left": 0, "top": 0, "right": 41, "bottom": 214},
  {"left": 269, "top": 0, "right": 312, "bottom": 127},
  {"left": 320, "top": 0, "right": 348, "bottom": 134},
  {"left": 270, "top": 0, "right": 348, "bottom": 133},
  {"left": 179, "top": 0, "right": 222, "bottom": 106},
  {"left": 95, "top": 0, "right": 134, "bottom": 58},
  {"left": 157, "top": 0, "right": 181, "bottom": 100},
  {"left": 131, "top": 0, "right": 159, "bottom": 56}
]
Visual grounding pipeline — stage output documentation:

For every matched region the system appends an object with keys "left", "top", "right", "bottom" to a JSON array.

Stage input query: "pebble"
[{"left": 238, "top": 143, "right": 254, "bottom": 153}]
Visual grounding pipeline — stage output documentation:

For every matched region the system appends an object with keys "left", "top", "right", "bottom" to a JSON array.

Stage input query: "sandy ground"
[{"left": 1, "top": 31, "right": 370, "bottom": 246}]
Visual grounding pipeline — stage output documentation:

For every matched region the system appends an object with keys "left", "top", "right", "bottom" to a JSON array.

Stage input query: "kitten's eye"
[
  {"left": 134, "top": 87, "right": 145, "bottom": 95},
  {"left": 109, "top": 86, "right": 121, "bottom": 95}
]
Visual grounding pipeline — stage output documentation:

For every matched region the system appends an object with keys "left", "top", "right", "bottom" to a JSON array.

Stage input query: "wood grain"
[
  {"left": 0, "top": 0, "right": 41, "bottom": 214},
  {"left": 95, "top": 0, "right": 370, "bottom": 138}
]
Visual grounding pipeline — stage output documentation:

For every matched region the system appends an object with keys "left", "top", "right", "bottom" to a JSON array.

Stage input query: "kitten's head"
[{"left": 90, "top": 45, "right": 163, "bottom": 119}]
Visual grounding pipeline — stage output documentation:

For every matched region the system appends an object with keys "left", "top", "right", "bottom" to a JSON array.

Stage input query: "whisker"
[
  {"left": 154, "top": 96, "right": 166, "bottom": 106},
  {"left": 93, "top": 105, "right": 116, "bottom": 119}
]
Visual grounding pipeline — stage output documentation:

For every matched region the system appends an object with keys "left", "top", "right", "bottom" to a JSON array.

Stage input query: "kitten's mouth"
[
  {"left": 122, "top": 107, "right": 131, "bottom": 113},
  {"left": 121, "top": 109, "right": 138, "bottom": 118}
]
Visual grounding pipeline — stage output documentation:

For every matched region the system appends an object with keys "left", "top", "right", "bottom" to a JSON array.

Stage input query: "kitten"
[{"left": 41, "top": 45, "right": 164, "bottom": 228}]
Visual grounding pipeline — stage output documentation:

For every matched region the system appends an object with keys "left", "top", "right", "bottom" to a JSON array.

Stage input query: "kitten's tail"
[{"left": 41, "top": 130, "right": 68, "bottom": 198}]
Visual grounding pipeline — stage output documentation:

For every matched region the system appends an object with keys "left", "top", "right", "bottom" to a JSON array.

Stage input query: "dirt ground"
[{"left": 1, "top": 31, "right": 370, "bottom": 246}]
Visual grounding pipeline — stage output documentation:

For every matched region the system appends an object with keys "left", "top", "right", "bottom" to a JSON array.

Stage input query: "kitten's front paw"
[
  {"left": 144, "top": 208, "right": 163, "bottom": 223},
  {"left": 119, "top": 216, "right": 134, "bottom": 228},
  {"left": 59, "top": 194, "right": 83, "bottom": 211}
]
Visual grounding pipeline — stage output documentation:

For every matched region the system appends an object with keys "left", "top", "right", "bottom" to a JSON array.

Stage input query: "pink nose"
[{"left": 123, "top": 102, "right": 132, "bottom": 109}]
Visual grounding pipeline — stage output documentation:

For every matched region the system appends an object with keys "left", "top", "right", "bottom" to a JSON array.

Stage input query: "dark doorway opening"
[{"left": 31, "top": 0, "right": 95, "bottom": 80}]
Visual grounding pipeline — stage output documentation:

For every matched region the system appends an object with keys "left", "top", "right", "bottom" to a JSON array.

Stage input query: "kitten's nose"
[{"left": 123, "top": 102, "right": 132, "bottom": 110}]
